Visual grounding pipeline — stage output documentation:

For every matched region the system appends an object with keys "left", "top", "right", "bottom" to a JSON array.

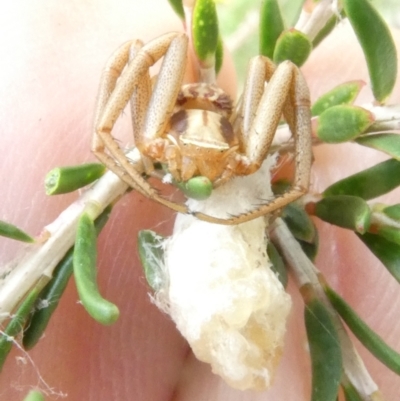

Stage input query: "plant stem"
[
  {"left": 0, "top": 149, "right": 143, "bottom": 324},
  {"left": 269, "top": 217, "right": 382, "bottom": 399}
]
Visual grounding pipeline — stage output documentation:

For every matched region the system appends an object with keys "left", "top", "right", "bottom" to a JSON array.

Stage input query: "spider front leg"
[
  {"left": 227, "top": 56, "right": 312, "bottom": 224},
  {"left": 92, "top": 33, "right": 189, "bottom": 211}
]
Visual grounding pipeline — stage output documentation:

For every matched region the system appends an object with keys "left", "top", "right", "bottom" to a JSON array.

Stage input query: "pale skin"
[{"left": 0, "top": 1, "right": 400, "bottom": 400}]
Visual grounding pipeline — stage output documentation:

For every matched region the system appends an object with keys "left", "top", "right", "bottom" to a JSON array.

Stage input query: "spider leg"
[
  {"left": 215, "top": 56, "right": 312, "bottom": 224},
  {"left": 92, "top": 33, "right": 185, "bottom": 191},
  {"left": 92, "top": 33, "right": 194, "bottom": 215},
  {"left": 128, "top": 40, "right": 154, "bottom": 173},
  {"left": 91, "top": 40, "right": 148, "bottom": 189}
]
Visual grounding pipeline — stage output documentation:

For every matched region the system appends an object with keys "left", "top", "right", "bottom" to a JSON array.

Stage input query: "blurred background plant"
[{"left": 218, "top": 0, "right": 400, "bottom": 87}]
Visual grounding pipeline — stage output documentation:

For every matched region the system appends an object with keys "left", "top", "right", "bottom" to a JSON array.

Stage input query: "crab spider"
[{"left": 92, "top": 32, "right": 312, "bottom": 225}]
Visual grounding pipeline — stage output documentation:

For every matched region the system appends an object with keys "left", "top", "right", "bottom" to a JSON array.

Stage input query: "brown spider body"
[
  {"left": 92, "top": 33, "right": 312, "bottom": 225},
  {"left": 143, "top": 83, "right": 244, "bottom": 184}
]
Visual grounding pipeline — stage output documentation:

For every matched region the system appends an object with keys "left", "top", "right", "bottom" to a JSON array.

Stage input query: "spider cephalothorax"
[
  {"left": 92, "top": 32, "right": 312, "bottom": 225},
  {"left": 142, "top": 82, "right": 241, "bottom": 185}
]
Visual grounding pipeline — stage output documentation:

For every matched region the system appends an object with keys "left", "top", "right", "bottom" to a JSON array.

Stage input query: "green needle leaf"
[
  {"left": 167, "top": 0, "right": 184, "bottom": 19},
  {"left": 357, "top": 232, "right": 400, "bottom": 283},
  {"left": 137, "top": 230, "right": 166, "bottom": 292},
  {"left": 326, "top": 286, "right": 400, "bottom": 375},
  {"left": 0, "top": 220, "right": 34, "bottom": 243},
  {"left": 273, "top": 29, "right": 312, "bottom": 67},
  {"left": 23, "top": 390, "right": 45, "bottom": 401},
  {"left": 315, "top": 105, "right": 374, "bottom": 143},
  {"left": 305, "top": 296, "right": 342, "bottom": 401},
  {"left": 215, "top": 35, "right": 224, "bottom": 74},
  {"left": 192, "top": 0, "right": 219, "bottom": 67},
  {"left": 324, "top": 159, "right": 400, "bottom": 200},
  {"left": 0, "top": 286, "right": 40, "bottom": 371},
  {"left": 23, "top": 207, "right": 112, "bottom": 350},
  {"left": 374, "top": 226, "right": 400, "bottom": 246},
  {"left": 73, "top": 213, "right": 119, "bottom": 325},
  {"left": 341, "top": 380, "right": 363, "bottom": 401},
  {"left": 312, "top": 14, "right": 340, "bottom": 49},
  {"left": 45, "top": 163, "right": 106, "bottom": 195},
  {"left": 266, "top": 242, "right": 288, "bottom": 288},
  {"left": 342, "top": 0, "right": 397, "bottom": 103},
  {"left": 383, "top": 204, "right": 400, "bottom": 221},
  {"left": 23, "top": 250, "right": 74, "bottom": 350},
  {"left": 311, "top": 81, "right": 365, "bottom": 116},
  {"left": 297, "top": 237, "right": 319, "bottom": 262},
  {"left": 314, "top": 195, "right": 371, "bottom": 234},
  {"left": 282, "top": 202, "right": 317, "bottom": 243},
  {"left": 259, "top": 0, "right": 285, "bottom": 59},
  {"left": 356, "top": 134, "right": 400, "bottom": 161}
]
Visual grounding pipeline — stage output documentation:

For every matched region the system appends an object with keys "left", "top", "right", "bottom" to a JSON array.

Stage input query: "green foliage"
[
  {"left": 311, "top": 81, "right": 364, "bottom": 117},
  {"left": 357, "top": 232, "right": 400, "bottom": 283},
  {"left": 267, "top": 242, "right": 288, "bottom": 288},
  {"left": 45, "top": 163, "right": 106, "bottom": 195},
  {"left": 23, "top": 207, "right": 112, "bottom": 350},
  {"left": 259, "top": 0, "right": 285, "bottom": 58},
  {"left": 192, "top": 0, "right": 219, "bottom": 66},
  {"left": 0, "top": 220, "right": 34, "bottom": 243},
  {"left": 356, "top": 134, "right": 400, "bottom": 161},
  {"left": 0, "top": 287, "right": 40, "bottom": 371},
  {"left": 316, "top": 105, "right": 374, "bottom": 143},
  {"left": 167, "top": 0, "right": 184, "bottom": 19},
  {"left": 22, "top": 390, "right": 45, "bottom": 401},
  {"left": 273, "top": 29, "right": 312, "bottom": 66},
  {"left": 324, "top": 159, "right": 400, "bottom": 200},
  {"left": 73, "top": 213, "right": 119, "bottom": 325},
  {"left": 343, "top": 0, "right": 398, "bottom": 102},
  {"left": 314, "top": 195, "right": 371, "bottom": 234},
  {"left": 326, "top": 286, "right": 400, "bottom": 375},
  {"left": 281, "top": 202, "right": 317, "bottom": 243},
  {"left": 305, "top": 296, "right": 342, "bottom": 401}
]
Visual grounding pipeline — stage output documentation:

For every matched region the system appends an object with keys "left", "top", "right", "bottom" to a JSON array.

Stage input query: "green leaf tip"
[
  {"left": 312, "top": 13, "right": 341, "bottom": 49},
  {"left": 305, "top": 297, "right": 342, "bottom": 401},
  {"left": 22, "top": 390, "right": 45, "bottom": 401},
  {"left": 314, "top": 195, "right": 371, "bottom": 234},
  {"left": 45, "top": 163, "right": 106, "bottom": 195},
  {"left": 192, "top": 0, "right": 219, "bottom": 66},
  {"left": 267, "top": 242, "right": 288, "bottom": 288},
  {"left": 357, "top": 232, "right": 400, "bottom": 283},
  {"left": 74, "top": 213, "right": 119, "bottom": 325},
  {"left": 273, "top": 29, "right": 312, "bottom": 67},
  {"left": 282, "top": 202, "right": 317, "bottom": 243},
  {"left": 326, "top": 286, "right": 400, "bottom": 375},
  {"left": 168, "top": 0, "right": 184, "bottom": 20},
  {"left": 341, "top": 380, "right": 363, "bottom": 401},
  {"left": 324, "top": 159, "right": 400, "bottom": 200},
  {"left": 259, "top": 0, "right": 285, "bottom": 59},
  {"left": 311, "top": 80, "right": 365, "bottom": 117},
  {"left": 356, "top": 134, "right": 400, "bottom": 161},
  {"left": 137, "top": 230, "right": 166, "bottom": 292},
  {"left": 0, "top": 220, "right": 34, "bottom": 243},
  {"left": 383, "top": 204, "right": 400, "bottom": 221},
  {"left": 315, "top": 105, "right": 374, "bottom": 144},
  {"left": 343, "top": 0, "right": 398, "bottom": 103},
  {"left": 374, "top": 225, "right": 400, "bottom": 247}
]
